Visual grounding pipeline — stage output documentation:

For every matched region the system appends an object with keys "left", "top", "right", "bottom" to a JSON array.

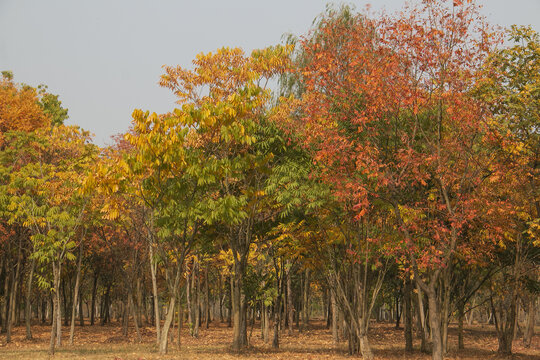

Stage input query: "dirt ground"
[{"left": 0, "top": 320, "right": 538, "bottom": 359}]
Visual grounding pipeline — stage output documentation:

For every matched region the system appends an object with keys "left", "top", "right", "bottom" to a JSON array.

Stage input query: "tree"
[
  {"left": 37, "top": 85, "right": 69, "bottom": 126},
  {"left": 475, "top": 25, "right": 540, "bottom": 354},
  {"left": 4, "top": 125, "right": 96, "bottom": 355},
  {"left": 280, "top": 2, "right": 499, "bottom": 359},
  {"left": 157, "top": 46, "right": 290, "bottom": 350},
  {"left": 0, "top": 72, "right": 50, "bottom": 144}
]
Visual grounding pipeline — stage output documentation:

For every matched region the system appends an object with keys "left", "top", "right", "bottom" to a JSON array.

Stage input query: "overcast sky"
[{"left": 1, "top": 0, "right": 539, "bottom": 145}]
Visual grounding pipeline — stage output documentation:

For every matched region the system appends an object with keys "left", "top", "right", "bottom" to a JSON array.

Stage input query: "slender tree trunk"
[
  {"left": 228, "top": 274, "right": 232, "bottom": 328},
  {"left": 427, "top": 288, "right": 443, "bottom": 360},
  {"left": 25, "top": 257, "right": 36, "bottom": 340},
  {"left": 50, "top": 292, "right": 58, "bottom": 355},
  {"left": 494, "top": 296, "right": 517, "bottom": 354},
  {"left": 49, "top": 260, "right": 62, "bottom": 355},
  {"left": 1, "top": 259, "right": 10, "bottom": 334},
  {"left": 122, "top": 291, "right": 129, "bottom": 337},
  {"left": 6, "top": 241, "right": 22, "bottom": 343},
  {"left": 301, "top": 268, "right": 310, "bottom": 331},
  {"left": 192, "top": 259, "right": 199, "bottom": 338},
  {"left": 441, "top": 276, "right": 451, "bottom": 355},
  {"left": 359, "top": 320, "right": 374, "bottom": 360},
  {"left": 186, "top": 269, "right": 192, "bottom": 331},
  {"left": 136, "top": 278, "right": 142, "bottom": 327},
  {"left": 177, "top": 287, "right": 182, "bottom": 349},
  {"left": 195, "top": 264, "right": 200, "bottom": 336},
  {"left": 325, "top": 288, "right": 331, "bottom": 329},
  {"left": 286, "top": 260, "right": 294, "bottom": 335},
  {"left": 158, "top": 261, "right": 184, "bottom": 355},
  {"left": 467, "top": 298, "right": 476, "bottom": 325},
  {"left": 262, "top": 304, "right": 270, "bottom": 343},
  {"left": 523, "top": 296, "right": 535, "bottom": 348},
  {"left": 90, "top": 271, "right": 97, "bottom": 325},
  {"left": 204, "top": 265, "right": 209, "bottom": 329},
  {"left": 79, "top": 291, "right": 84, "bottom": 327},
  {"left": 458, "top": 303, "right": 465, "bottom": 350},
  {"left": 231, "top": 267, "right": 247, "bottom": 350},
  {"left": 272, "top": 290, "right": 282, "bottom": 348},
  {"left": 0, "top": 256, "right": 4, "bottom": 332},
  {"left": 149, "top": 243, "right": 160, "bottom": 345},
  {"left": 415, "top": 284, "right": 428, "bottom": 353},
  {"left": 404, "top": 277, "right": 413, "bottom": 352},
  {"left": 62, "top": 277, "right": 69, "bottom": 326},
  {"left": 218, "top": 274, "right": 224, "bottom": 323},
  {"left": 100, "top": 284, "right": 111, "bottom": 325},
  {"left": 331, "top": 289, "right": 339, "bottom": 344},
  {"left": 130, "top": 292, "right": 141, "bottom": 342},
  {"left": 69, "top": 243, "right": 83, "bottom": 344},
  {"left": 395, "top": 290, "right": 401, "bottom": 329}
]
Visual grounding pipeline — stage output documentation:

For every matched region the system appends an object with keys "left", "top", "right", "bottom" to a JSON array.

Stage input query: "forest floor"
[{"left": 0, "top": 320, "right": 538, "bottom": 360}]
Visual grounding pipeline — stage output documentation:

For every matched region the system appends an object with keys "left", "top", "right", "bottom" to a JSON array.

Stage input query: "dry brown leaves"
[{"left": 0, "top": 321, "right": 537, "bottom": 359}]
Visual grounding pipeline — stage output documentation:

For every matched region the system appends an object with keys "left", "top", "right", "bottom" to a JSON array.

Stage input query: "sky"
[{"left": 1, "top": 0, "right": 539, "bottom": 146}]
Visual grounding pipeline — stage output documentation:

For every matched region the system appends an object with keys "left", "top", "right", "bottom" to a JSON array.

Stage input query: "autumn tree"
[
  {"left": 280, "top": 2, "right": 500, "bottom": 359},
  {"left": 0, "top": 72, "right": 50, "bottom": 145},
  {"left": 156, "top": 46, "right": 290, "bottom": 350},
  {"left": 4, "top": 125, "right": 96, "bottom": 355},
  {"left": 0, "top": 73, "right": 59, "bottom": 342},
  {"left": 475, "top": 25, "right": 540, "bottom": 354}
]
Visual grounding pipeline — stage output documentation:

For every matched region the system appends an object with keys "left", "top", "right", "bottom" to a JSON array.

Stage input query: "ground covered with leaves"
[{"left": 0, "top": 321, "right": 538, "bottom": 359}]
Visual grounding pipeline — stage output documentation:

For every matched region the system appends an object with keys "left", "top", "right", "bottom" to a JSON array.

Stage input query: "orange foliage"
[{"left": 0, "top": 75, "right": 50, "bottom": 143}]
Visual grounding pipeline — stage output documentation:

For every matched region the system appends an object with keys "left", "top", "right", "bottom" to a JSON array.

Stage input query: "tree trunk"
[
  {"left": 6, "top": 240, "right": 22, "bottom": 343},
  {"left": 186, "top": 269, "right": 192, "bottom": 330},
  {"left": 331, "top": 289, "right": 338, "bottom": 344},
  {"left": 395, "top": 290, "right": 401, "bottom": 329},
  {"left": 493, "top": 297, "right": 517, "bottom": 354},
  {"left": 468, "top": 298, "right": 476, "bottom": 325},
  {"left": 149, "top": 243, "right": 161, "bottom": 345},
  {"left": 195, "top": 264, "right": 200, "bottom": 335},
  {"left": 100, "top": 284, "right": 111, "bottom": 325},
  {"left": 359, "top": 329, "right": 374, "bottom": 360},
  {"left": 122, "top": 291, "right": 129, "bottom": 337},
  {"left": 90, "top": 271, "right": 97, "bottom": 325},
  {"left": 218, "top": 274, "right": 224, "bottom": 323},
  {"left": 159, "top": 296, "right": 176, "bottom": 354},
  {"left": 228, "top": 274, "right": 232, "bottom": 328},
  {"left": 69, "top": 243, "right": 83, "bottom": 344},
  {"left": 427, "top": 288, "right": 443, "bottom": 360},
  {"left": 136, "top": 278, "right": 142, "bottom": 327},
  {"left": 204, "top": 265, "right": 209, "bottom": 329},
  {"left": 458, "top": 302, "right": 465, "bottom": 350},
  {"left": 441, "top": 277, "right": 451, "bottom": 355},
  {"left": 415, "top": 284, "right": 429, "bottom": 353},
  {"left": 523, "top": 296, "right": 535, "bottom": 348},
  {"left": 177, "top": 288, "right": 182, "bottom": 349},
  {"left": 286, "top": 260, "right": 294, "bottom": 335},
  {"left": 79, "top": 290, "right": 84, "bottom": 327},
  {"left": 25, "top": 257, "right": 36, "bottom": 340},
  {"left": 62, "top": 277, "right": 69, "bottom": 326},
  {"left": 231, "top": 268, "right": 247, "bottom": 350},
  {"left": 158, "top": 260, "right": 184, "bottom": 355},
  {"left": 0, "top": 256, "right": 4, "bottom": 333},
  {"left": 301, "top": 268, "right": 310, "bottom": 331},
  {"left": 192, "top": 259, "right": 199, "bottom": 338},
  {"left": 1, "top": 259, "right": 10, "bottom": 334},
  {"left": 49, "top": 260, "right": 62, "bottom": 355},
  {"left": 263, "top": 304, "right": 270, "bottom": 343},
  {"left": 272, "top": 291, "right": 282, "bottom": 348},
  {"left": 404, "top": 277, "right": 413, "bottom": 352},
  {"left": 130, "top": 292, "right": 142, "bottom": 342}
]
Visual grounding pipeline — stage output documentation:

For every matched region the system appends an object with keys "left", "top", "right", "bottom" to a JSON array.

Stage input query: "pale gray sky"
[{"left": 1, "top": 0, "right": 539, "bottom": 145}]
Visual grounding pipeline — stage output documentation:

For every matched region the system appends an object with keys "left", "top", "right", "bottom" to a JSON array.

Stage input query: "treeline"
[{"left": 0, "top": 1, "right": 538, "bottom": 360}]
